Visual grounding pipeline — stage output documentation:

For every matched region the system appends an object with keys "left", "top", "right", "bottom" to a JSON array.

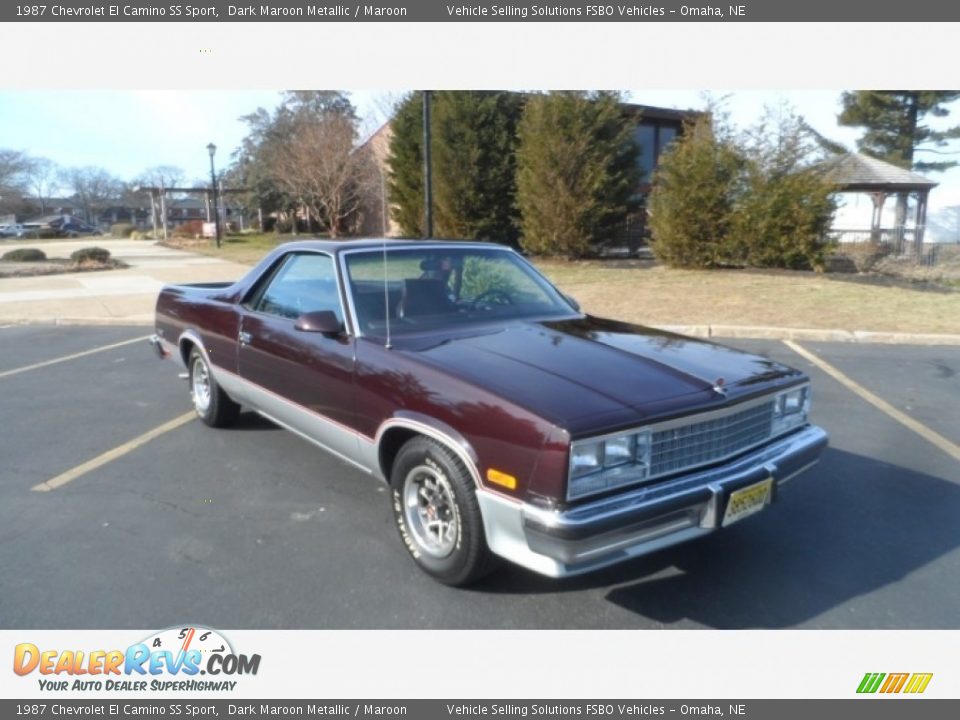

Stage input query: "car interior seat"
[{"left": 398, "top": 278, "right": 454, "bottom": 319}]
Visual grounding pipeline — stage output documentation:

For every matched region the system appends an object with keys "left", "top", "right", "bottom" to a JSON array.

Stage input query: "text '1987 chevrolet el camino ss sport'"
[{"left": 152, "top": 240, "right": 828, "bottom": 586}]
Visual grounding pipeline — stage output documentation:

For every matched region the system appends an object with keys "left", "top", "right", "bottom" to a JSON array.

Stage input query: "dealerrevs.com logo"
[
  {"left": 13, "top": 626, "right": 260, "bottom": 692},
  {"left": 857, "top": 672, "right": 933, "bottom": 695}
]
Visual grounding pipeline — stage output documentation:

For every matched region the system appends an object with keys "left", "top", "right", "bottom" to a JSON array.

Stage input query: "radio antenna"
[{"left": 382, "top": 240, "right": 392, "bottom": 350}]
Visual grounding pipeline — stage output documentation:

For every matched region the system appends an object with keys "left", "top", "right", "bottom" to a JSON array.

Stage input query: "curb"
[
  {"left": 2, "top": 317, "right": 959, "bottom": 345},
  {"left": 0, "top": 317, "right": 153, "bottom": 328},
  {"left": 651, "top": 324, "right": 960, "bottom": 346}
]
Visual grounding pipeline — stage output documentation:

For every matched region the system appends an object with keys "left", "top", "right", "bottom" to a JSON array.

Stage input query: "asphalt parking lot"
[{"left": 1, "top": 324, "right": 958, "bottom": 629}]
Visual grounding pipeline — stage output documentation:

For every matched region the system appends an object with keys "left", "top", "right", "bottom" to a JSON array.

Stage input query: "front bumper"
[{"left": 477, "top": 424, "right": 828, "bottom": 578}]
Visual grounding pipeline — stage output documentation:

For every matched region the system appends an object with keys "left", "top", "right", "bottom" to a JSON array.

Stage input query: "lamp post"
[
  {"left": 207, "top": 142, "right": 221, "bottom": 248},
  {"left": 422, "top": 90, "right": 433, "bottom": 239}
]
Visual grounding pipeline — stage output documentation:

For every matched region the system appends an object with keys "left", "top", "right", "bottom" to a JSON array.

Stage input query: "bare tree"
[
  {"left": 0, "top": 149, "right": 31, "bottom": 215},
  {"left": 136, "top": 165, "right": 186, "bottom": 191},
  {"left": 266, "top": 112, "right": 372, "bottom": 237},
  {"left": 23, "top": 157, "right": 60, "bottom": 214},
  {"left": 60, "top": 166, "right": 122, "bottom": 224},
  {"left": 931, "top": 204, "right": 960, "bottom": 243},
  {"left": 360, "top": 90, "right": 403, "bottom": 140},
  {"left": 133, "top": 165, "right": 189, "bottom": 232}
]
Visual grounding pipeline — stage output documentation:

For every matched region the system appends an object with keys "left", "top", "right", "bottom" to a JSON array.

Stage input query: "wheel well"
[
  {"left": 378, "top": 427, "right": 420, "bottom": 481},
  {"left": 178, "top": 338, "right": 196, "bottom": 367}
]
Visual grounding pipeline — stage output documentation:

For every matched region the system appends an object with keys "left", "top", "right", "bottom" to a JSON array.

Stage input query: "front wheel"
[
  {"left": 188, "top": 347, "right": 240, "bottom": 427},
  {"left": 390, "top": 436, "right": 500, "bottom": 586}
]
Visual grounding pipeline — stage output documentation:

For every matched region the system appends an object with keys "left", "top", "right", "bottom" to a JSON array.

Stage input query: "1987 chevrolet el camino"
[{"left": 152, "top": 240, "right": 828, "bottom": 585}]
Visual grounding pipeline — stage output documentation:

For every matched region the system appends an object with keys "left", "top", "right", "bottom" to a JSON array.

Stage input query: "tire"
[
  {"left": 188, "top": 347, "right": 240, "bottom": 428},
  {"left": 390, "top": 436, "right": 500, "bottom": 586}
]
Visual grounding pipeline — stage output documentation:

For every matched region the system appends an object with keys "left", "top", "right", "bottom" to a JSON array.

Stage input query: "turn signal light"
[{"left": 486, "top": 468, "right": 517, "bottom": 490}]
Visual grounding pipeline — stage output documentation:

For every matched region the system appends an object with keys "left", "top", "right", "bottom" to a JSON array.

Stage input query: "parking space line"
[
  {"left": 0, "top": 335, "right": 151, "bottom": 379},
  {"left": 31, "top": 411, "right": 196, "bottom": 492},
  {"left": 784, "top": 340, "right": 960, "bottom": 464}
]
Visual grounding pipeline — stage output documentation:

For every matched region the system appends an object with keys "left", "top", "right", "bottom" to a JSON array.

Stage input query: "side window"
[{"left": 253, "top": 253, "right": 344, "bottom": 323}]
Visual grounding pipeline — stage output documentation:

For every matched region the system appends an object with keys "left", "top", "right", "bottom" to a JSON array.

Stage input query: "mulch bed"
[{"left": 0, "top": 259, "right": 128, "bottom": 279}]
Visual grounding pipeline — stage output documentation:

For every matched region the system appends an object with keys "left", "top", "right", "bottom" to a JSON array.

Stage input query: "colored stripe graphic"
[
  {"left": 857, "top": 672, "right": 933, "bottom": 694},
  {"left": 857, "top": 673, "right": 885, "bottom": 694},
  {"left": 880, "top": 673, "right": 909, "bottom": 693},
  {"left": 904, "top": 674, "right": 934, "bottom": 694}
]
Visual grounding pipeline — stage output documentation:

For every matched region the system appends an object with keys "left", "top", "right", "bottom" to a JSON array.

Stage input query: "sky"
[{"left": 2, "top": 89, "right": 959, "bottom": 233}]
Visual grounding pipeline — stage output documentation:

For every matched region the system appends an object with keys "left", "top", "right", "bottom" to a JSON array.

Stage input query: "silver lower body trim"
[{"left": 477, "top": 424, "right": 828, "bottom": 578}]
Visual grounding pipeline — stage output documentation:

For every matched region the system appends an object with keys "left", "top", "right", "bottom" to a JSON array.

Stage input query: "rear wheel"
[
  {"left": 188, "top": 347, "right": 240, "bottom": 428},
  {"left": 390, "top": 436, "right": 499, "bottom": 586}
]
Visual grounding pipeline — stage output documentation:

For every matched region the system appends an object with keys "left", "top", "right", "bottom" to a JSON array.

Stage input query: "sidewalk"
[
  {"left": 1, "top": 239, "right": 958, "bottom": 345},
  {"left": 0, "top": 239, "right": 251, "bottom": 326}
]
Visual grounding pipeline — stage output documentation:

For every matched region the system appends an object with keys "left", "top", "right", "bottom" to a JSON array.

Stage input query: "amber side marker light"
[{"left": 486, "top": 468, "right": 517, "bottom": 490}]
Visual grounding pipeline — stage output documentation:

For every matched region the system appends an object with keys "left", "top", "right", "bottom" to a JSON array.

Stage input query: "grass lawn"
[
  {"left": 173, "top": 234, "right": 960, "bottom": 336},
  {"left": 168, "top": 232, "right": 289, "bottom": 266},
  {"left": 539, "top": 260, "right": 960, "bottom": 336}
]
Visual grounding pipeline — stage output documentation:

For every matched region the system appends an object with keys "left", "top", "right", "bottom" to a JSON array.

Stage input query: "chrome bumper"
[{"left": 477, "top": 424, "right": 828, "bottom": 578}]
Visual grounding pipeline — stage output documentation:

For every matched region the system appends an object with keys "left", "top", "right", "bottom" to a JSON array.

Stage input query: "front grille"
[{"left": 650, "top": 401, "right": 775, "bottom": 478}]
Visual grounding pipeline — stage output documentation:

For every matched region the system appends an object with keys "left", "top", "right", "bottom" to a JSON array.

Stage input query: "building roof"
[
  {"left": 621, "top": 102, "right": 700, "bottom": 123},
  {"left": 824, "top": 152, "right": 938, "bottom": 192}
]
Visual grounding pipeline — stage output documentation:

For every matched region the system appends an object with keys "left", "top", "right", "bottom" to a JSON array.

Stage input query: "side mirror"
[
  {"left": 563, "top": 293, "right": 581, "bottom": 312},
  {"left": 294, "top": 310, "right": 343, "bottom": 336}
]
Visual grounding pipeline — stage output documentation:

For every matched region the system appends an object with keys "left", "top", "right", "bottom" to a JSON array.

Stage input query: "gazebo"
[{"left": 823, "top": 152, "right": 938, "bottom": 249}]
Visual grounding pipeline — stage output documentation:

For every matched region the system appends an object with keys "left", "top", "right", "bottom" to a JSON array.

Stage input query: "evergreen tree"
[
  {"left": 733, "top": 109, "right": 836, "bottom": 269},
  {"left": 386, "top": 92, "right": 425, "bottom": 237},
  {"left": 432, "top": 91, "right": 524, "bottom": 244},
  {"left": 515, "top": 91, "right": 640, "bottom": 257},
  {"left": 649, "top": 106, "right": 835, "bottom": 270},
  {"left": 647, "top": 114, "right": 743, "bottom": 268},
  {"left": 386, "top": 91, "right": 523, "bottom": 242},
  {"left": 838, "top": 91, "right": 960, "bottom": 224}
]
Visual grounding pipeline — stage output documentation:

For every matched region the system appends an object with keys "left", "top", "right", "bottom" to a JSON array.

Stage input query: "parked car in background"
[
  {"left": 54, "top": 219, "right": 102, "bottom": 237},
  {"left": 0, "top": 223, "right": 28, "bottom": 238},
  {"left": 14, "top": 215, "right": 103, "bottom": 239},
  {"left": 152, "top": 239, "right": 828, "bottom": 586}
]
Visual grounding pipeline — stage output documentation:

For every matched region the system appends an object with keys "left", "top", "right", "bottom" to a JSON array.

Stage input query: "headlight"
[
  {"left": 568, "top": 430, "right": 652, "bottom": 500},
  {"left": 772, "top": 386, "right": 810, "bottom": 435},
  {"left": 570, "top": 442, "right": 602, "bottom": 479},
  {"left": 603, "top": 435, "right": 634, "bottom": 468}
]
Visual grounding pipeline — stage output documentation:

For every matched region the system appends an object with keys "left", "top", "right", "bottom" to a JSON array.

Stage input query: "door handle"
[{"left": 238, "top": 331, "right": 252, "bottom": 345}]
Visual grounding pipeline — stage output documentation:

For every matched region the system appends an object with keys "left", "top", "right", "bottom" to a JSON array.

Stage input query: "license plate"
[{"left": 722, "top": 478, "right": 773, "bottom": 526}]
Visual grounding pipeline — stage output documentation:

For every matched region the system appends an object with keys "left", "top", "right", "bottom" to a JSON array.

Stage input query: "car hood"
[{"left": 395, "top": 316, "right": 804, "bottom": 435}]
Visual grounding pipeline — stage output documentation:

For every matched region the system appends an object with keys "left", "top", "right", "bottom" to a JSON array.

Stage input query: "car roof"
[{"left": 273, "top": 238, "right": 512, "bottom": 256}]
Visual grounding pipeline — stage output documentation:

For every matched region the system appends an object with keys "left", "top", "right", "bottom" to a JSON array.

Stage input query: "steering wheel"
[{"left": 471, "top": 289, "right": 514, "bottom": 307}]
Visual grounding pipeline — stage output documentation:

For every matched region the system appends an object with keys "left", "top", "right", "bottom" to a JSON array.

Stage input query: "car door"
[{"left": 237, "top": 251, "right": 360, "bottom": 461}]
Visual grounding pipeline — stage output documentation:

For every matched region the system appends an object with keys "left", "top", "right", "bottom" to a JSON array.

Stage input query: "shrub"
[
  {"left": 460, "top": 257, "right": 520, "bottom": 299},
  {"left": 173, "top": 220, "right": 205, "bottom": 238},
  {"left": 110, "top": 223, "right": 137, "bottom": 238},
  {"left": 833, "top": 241, "right": 894, "bottom": 273},
  {"left": 2, "top": 248, "right": 47, "bottom": 262},
  {"left": 648, "top": 115, "right": 743, "bottom": 268},
  {"left": 650, "top": 106, "right": 836, "bottom": 270},
  {"left": 70, "top": 247, "right": 111, "bottom": 264},
  {"left": 731, "top": 112, "right": 835, "bottom": 270},
  {"left": 516, "top": 92, "right": 641, "bottom": 258}
]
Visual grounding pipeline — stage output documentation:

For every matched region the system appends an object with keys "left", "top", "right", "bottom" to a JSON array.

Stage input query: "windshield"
[{"left": 344, "top": 246, "right": 576, "bottom": 336}]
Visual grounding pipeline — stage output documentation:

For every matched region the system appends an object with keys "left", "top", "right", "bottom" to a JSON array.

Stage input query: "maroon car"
[{"left": 152, "top": 240, "right": 827, "bottom": 585}]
